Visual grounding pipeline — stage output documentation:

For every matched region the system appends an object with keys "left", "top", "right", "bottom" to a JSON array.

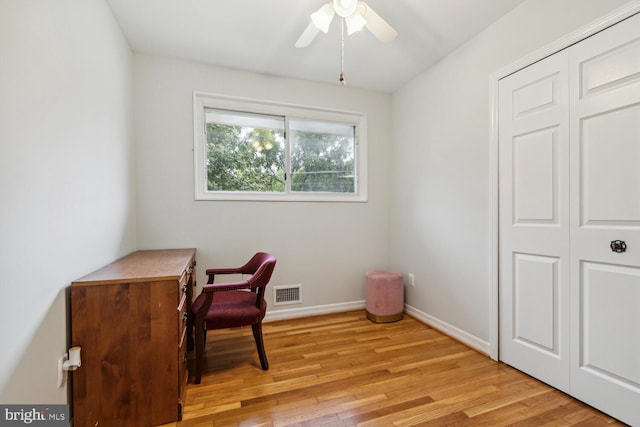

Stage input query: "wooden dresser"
[{"left": 70, "top": 248, "right": 196, "bottom": 427}]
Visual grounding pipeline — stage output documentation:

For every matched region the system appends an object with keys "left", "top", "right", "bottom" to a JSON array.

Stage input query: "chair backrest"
[
  {"left": 241, "top": 252, "right": 275, "bottom": 275},
  {"left": 246, "top": 252, "right": 277, "bottom": 290}
]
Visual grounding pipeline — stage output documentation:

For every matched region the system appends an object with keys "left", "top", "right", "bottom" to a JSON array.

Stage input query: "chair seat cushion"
[{"left": 192, "top": 290, "right": 267, "bottom": 329}]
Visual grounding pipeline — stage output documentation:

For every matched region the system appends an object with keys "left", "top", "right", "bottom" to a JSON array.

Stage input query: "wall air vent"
[{"left": 274, "top": 284, "right": 302, "bottom": 306}]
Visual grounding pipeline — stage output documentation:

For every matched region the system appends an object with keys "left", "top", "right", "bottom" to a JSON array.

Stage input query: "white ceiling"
[{"left": 106, "top": 0, "right": 526, "bottom": 93}]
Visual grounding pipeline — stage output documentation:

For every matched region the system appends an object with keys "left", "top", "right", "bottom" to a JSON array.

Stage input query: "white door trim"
[{"left": 488, "top": 0, "right": 640, "bottom": 360}]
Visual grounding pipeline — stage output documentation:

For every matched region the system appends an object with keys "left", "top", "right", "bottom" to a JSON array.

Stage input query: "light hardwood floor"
[{"left": 164, "top": 310, "right": 625, "bottom": 426}]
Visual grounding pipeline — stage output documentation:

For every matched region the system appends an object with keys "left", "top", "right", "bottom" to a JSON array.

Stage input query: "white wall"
[
  {"left": 391, "top": 0, "right": 632, "bottom": 349},
  {"left": 0, "top": 0, "right": 135, "bottom": 403},
  {"left": 133, "top": 55, "right": 392, "bottom": 314}
]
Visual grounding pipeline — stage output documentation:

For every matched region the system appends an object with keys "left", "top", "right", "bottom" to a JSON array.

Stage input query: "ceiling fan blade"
[
  {"left": 295, "top": 22, "right": 321, "bottom": 48},
  {"left": 359, "top": 2, "right": 397, "bottom": 43}
]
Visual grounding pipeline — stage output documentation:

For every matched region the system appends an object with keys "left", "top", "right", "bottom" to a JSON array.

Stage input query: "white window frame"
[{"left": 193, "top": 92, "right": 367, "bottom": 202}]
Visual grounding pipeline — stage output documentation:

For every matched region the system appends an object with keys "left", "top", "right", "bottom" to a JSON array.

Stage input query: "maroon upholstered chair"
[{"left": 191, "top": 252, "right": 277, "bottom": 384}]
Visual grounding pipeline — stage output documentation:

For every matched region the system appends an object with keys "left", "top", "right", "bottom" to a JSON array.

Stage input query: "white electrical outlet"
[
  {"left": 57, "top": 354, "right": 68, "bottom": 388},
  {"left": 408, "top": 273, "right": 415, "bottom": 287}
]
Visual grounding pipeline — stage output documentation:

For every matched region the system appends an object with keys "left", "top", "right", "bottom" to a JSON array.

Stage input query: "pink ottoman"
[{"left": 365, "top": 270, "right": 404, "bottom": 323}]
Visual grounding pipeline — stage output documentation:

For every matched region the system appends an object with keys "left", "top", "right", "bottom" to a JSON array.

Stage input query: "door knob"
[{"left": 610, "top": 240, "right": 627, "bottom": 253}]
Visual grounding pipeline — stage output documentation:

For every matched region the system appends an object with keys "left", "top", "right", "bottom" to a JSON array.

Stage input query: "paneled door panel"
[
  {"left": 580, "top": 262, "right": 640, "bottom": 387},
  {"left": 569, "top": 12, "right": 640, "bottom": 426},
  {"left": 513, "top": 128, "right": 560, "bottom": 224},
  {"left": 580, "top": 105, "right": 640, "bottom": 226},
  {"left": 499, "top": 51, "right": 571, "bottom": 393},
  {"left": 512, "top": 253, "right": 560, "bottom": 354}
]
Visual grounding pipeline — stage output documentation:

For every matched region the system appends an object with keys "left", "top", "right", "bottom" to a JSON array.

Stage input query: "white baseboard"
[
  {"left": 263, "top": 300, "right": 366, "bottom": 322},
  {"left": 404, "top": 304, "right": 490, "bottom": 356}
]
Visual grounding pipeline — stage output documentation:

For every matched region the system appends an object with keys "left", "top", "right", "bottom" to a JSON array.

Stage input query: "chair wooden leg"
[
  {"left": 252, "top": 322, "right": 269, "bottom": 370},
  {"left": 194, "top": 323, "right": 205, "bottom": 384}
]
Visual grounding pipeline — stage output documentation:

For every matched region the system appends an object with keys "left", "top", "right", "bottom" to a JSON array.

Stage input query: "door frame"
[{"left": 488, "top": 0, "right": 640, "bottom": 361}]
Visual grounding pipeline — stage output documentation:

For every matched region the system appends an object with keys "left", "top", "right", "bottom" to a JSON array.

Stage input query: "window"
[
  {"left": 193, "top": 92, "right": 367, "bottom": 202},
  {"left": 204, "top": 109, "right": 286, "bottom": 193}
]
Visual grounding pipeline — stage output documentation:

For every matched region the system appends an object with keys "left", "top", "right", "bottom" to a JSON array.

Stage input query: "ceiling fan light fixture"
[
  {"left": 311, "top": 3, "right": 335, "bottom": 33},
  {"left": 345, "top": 12, "right": 366, "bottom": 35},
  {"left": 333, "top": 0, "right": 358, "bottom": 18}
]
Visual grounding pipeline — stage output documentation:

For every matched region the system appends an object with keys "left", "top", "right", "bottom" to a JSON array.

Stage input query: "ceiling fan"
[
  {"left": 295, "top": 0, "right": 398, "bottom": 48},
  {"left": 295, "top": 0, "right": 397, "bottom": 85}
]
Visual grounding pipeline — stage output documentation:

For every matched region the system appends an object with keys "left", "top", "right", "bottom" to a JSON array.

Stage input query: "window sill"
[{"left": 194, "top": 191, "right": 368, "bottom": 203}]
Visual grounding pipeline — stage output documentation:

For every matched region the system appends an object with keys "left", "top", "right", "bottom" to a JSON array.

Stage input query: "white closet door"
[
  {"left": 569, "top": 12, "right": 640, "bottom": 426},
  {"left": 498, "top": 51, "right": 571, "bottom": 393}
]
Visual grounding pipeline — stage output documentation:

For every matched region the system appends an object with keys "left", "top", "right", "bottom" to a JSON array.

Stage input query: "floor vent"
[{"left": 274, "top": 284, "right": 302, "bottom": 306}]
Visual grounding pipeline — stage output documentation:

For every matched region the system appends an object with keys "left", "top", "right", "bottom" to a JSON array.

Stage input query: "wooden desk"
[{"left": 71, "top": 248, "right": 196, "bottom": 427}]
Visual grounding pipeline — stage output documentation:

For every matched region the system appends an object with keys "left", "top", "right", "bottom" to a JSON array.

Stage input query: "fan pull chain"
[{"left": 339, "top": 18, "right": 346, "bottom": 85}]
